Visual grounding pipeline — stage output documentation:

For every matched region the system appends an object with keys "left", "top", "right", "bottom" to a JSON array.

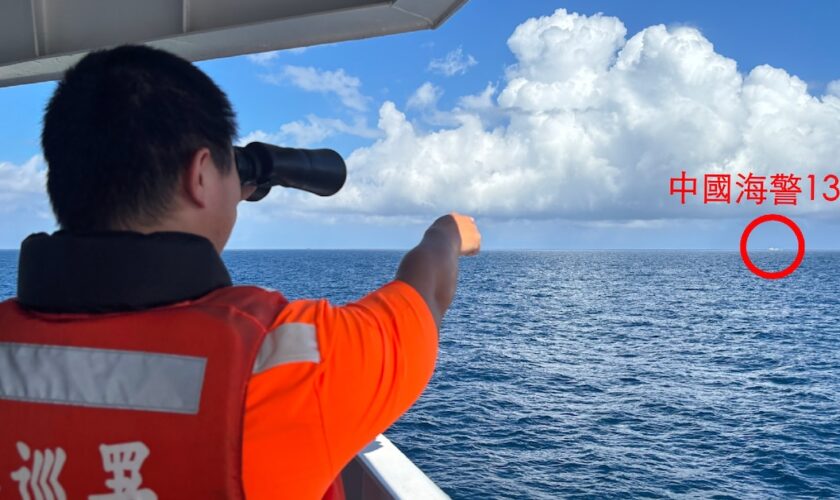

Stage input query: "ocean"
[{"left": 2, "top": 249, "right": 839, "bottom": 498}]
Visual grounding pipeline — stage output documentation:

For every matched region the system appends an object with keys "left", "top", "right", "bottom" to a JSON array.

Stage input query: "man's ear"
[{"left": 182, "top": 148, "right": 213, "bottom": 208}]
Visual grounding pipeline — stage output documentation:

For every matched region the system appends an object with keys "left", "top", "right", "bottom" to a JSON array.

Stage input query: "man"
[{"left": 0, "top": 45, "right": 480, "bottom": 499}]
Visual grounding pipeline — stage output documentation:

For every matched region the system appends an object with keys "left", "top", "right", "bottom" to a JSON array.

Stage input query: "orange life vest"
[{"left": 0, "top": 284, "right": 331, "bottom": 498}]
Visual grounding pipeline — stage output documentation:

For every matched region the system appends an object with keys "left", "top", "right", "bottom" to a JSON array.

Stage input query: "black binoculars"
[{"left": 234, "top": 142, "right": 347, "bottom": 201}]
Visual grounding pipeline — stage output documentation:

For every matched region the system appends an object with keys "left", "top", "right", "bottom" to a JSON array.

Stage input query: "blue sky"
[{"left": 1, "top": 1, "right": 839, "bottom": 250}]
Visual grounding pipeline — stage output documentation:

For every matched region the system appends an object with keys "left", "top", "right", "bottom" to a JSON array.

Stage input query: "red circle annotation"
[{"left": 739, "top": 214, "right": 805, "bottom": 280}]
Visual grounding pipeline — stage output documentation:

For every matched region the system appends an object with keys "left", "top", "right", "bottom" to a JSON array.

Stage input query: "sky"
[{"left": 1, "top": 0, "right": 839, "bottom": 250}]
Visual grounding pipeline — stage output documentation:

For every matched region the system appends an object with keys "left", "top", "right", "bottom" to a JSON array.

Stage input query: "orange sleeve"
[
  {"left": 314, "top": 278, "right": 438, "bottom": 472},
  {"left": 254, "top": 278, "right": 439, "bottom": 480}
]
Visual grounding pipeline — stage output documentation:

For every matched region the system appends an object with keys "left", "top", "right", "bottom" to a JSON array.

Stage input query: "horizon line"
[{"left": 0, "top": 247, "right": 831, "bottom": 252}]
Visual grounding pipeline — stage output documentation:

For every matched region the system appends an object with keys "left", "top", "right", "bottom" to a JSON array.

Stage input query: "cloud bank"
[{"left": 263, "top": 9, "right": 840, "bottom": 222}]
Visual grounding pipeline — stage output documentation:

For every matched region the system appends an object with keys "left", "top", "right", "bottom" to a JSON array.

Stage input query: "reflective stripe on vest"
[
  {"left": 253, "top": 322, "right": 320, "bottom": 374},
  {"left": 0, "top": 342, "right": 206, "bottom": 414}
]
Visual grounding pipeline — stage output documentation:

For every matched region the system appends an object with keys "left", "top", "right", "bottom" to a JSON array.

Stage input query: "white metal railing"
[{"left": 341, "top": 434, "right": 450, "bottom": 500}]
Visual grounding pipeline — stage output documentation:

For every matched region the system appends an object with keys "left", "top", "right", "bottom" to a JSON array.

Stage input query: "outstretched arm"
[
  {"left": 395, "top": 213, "right": 481, "bottom": 329},
  {"left": 249, "top": 213, "right": 482, "bottom": 493}
]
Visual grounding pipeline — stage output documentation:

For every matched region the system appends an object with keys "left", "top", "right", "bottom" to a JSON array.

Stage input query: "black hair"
[{"left": 42, "top": 44, "right": 238, "bottom": 231}]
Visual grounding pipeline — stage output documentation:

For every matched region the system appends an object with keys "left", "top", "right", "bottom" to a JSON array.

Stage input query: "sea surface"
[{"left": 2, "top": 250, "right": 839, "bottom": 498}]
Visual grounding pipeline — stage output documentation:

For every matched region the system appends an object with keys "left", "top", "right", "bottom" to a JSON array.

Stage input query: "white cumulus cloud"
[
  {"left": 260, "top": 8, "right": 840, "bottom": 223},
  {"left": 262, "top": 66, "right": 369, "bottom": 111},
  {"left": 407, "top": 82, "right": 443, "bottom": 109},
  {"left": 457, "top": 83, "right": 497, "bottom": 111},
  {"left": 239, "top": 115, "right": 380, "bottom": 148},
  {"left": 0, "top": 155, "right": 51, "bottom": 217},
  {"left": 824, "top": 79, "right": 840, "bottom": 97},
  {"left": 428, "top": 47, "right": 478, "bottom": 76},
  {"left": 246, "top": 9, "right": 840, "bottom": 227}
]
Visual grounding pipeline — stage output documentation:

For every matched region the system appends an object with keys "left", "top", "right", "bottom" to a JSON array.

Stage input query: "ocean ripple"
[{"left": 2, "top": 249, "right": 837, "bottom": 498}]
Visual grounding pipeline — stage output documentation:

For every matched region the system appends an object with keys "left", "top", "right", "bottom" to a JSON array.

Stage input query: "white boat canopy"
[{"left": 0, "top": 0, "right": 466, "bottom": 88}]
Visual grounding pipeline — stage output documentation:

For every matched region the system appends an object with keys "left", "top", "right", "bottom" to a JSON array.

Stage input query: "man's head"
[{"left": 42, "top": 44, "right": 248, "bottom": 252}]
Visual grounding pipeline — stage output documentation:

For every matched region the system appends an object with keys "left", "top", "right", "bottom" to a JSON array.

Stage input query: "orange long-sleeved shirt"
[{"left": 242, "top": 279, "right": 438, "bottom": 499}]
